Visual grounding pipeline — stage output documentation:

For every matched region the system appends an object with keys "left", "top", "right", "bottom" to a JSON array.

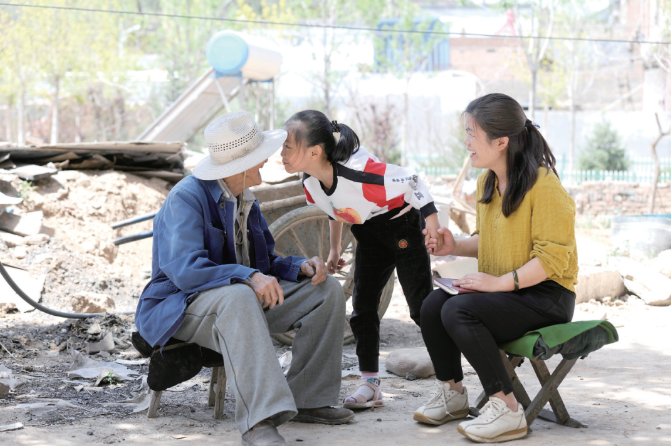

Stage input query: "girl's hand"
[
  {"left": 326, "top": 248, "right": 345, "bottom": 274},
  {"left": 453, "top": 273, "right": 511, "bottom": 292},
  {"left": 423, "top": 213, "right": 443, "bottom": 254},
  {"left": 423, "top": 227, "right": 457, "bottom": 257}
]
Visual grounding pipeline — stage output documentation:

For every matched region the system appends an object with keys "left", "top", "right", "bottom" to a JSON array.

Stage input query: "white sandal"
[{"left": 343, "top": 379, "right": 385, "bottom": 409}]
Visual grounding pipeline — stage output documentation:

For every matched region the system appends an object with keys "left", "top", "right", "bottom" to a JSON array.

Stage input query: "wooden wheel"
[{"left": 268, "top": 206, "right": 395, "bottom": 345}]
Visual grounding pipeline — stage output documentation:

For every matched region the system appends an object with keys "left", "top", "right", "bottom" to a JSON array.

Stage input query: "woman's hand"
[
  {"left": 423, "top": 213, "right": 443, "bottom": 255},
  {"left": 300, "top": 256, "right": 329, "bottom": 285},
  {"left": 423, "top": 227, "right": 457, "bottom": 257},
  {"left": 246, "top": 272, "right": 284, "bottom": 309},
  {"left": 326, "top": 248, "right": 345, "bottom": 274},
  {"left": 453, "top": 272, "right": 513, "bottom": 292}
]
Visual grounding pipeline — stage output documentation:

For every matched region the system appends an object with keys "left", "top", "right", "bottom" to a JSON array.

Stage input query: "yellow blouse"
[{"left": 473, "top": 167, "right": 578, "bottom": 292}]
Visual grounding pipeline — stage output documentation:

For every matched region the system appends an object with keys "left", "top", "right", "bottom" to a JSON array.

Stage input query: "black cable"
[
  {"left": 0, "top": 261, "right": 135, "bottom": 319},
  {"left": 0, "top": 2, "right": 669, "bottom": 45}
]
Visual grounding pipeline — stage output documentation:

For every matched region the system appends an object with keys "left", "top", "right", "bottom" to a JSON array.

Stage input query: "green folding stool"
[{"left": 468, "top": 320, "right": 619, "bottom": 429}]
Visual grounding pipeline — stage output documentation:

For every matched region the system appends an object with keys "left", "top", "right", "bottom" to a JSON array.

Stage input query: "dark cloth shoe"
[
  {"left": 131, "top": 331, "right": 153, "bottom": 358},
  {"left": 242, "top": 420, "right": 286, "bottom": 446},
  {"left": 147, "top": 342, "right": 202, "bottom": 391},
  {"left": 292, "top": 407, "right": 354, "bottom": 425}
]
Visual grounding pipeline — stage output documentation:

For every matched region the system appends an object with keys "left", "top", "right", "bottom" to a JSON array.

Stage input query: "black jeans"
[
  {"left": 420, "top": 280, "right": 575, "bottom": 396},
  {"left": 350, "top": 208, "right": 433, "bottom": 372}
]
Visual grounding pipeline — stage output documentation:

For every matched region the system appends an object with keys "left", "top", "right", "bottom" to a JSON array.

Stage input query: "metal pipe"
[
  {"left": 111, "top": 212, "right": 157, "bottom": 229},
  {"left": 113, "top": 230, "right": 154, "bottom": 246},
  {"left": 0, "top": 262, "right": 135, "bottom": 319}
]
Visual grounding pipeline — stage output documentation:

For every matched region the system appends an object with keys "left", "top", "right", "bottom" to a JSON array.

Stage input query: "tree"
[
  {"left": 649, "top": 113, "right": 671, "bottom": 213},
  {"left": 578, "top": 119, "right": 629, "bottom": 171}
]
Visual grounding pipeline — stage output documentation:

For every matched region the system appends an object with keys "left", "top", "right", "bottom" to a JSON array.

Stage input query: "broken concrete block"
[
  {"left": 385, "top": 348, "right": 435, "bottom": 379},
  {"left": 11, "top": 164, "right": 57, "bottom": 181},
  {"left": 615, "top": 258, "right": 671, "bottom": 306},
  {"left": 24, "top": 234, "right": 50, "bottom": 246},
  {"left": 0, "top": 211, "right": 43, "bottom": 236},
  {"left": 575, "top": 267, "right": 626, "bottom": 304},
  {"left": 87, "top": 333, "right": 115, "bottom": 355},
  {"left": 0, "top": 382, "right": 8, "bottom": 399},
  {"left": 0, "top": 231, "right": 25, "bottom": 247},
  {"left": 70, "top": 292, "right": 116, "bottom": 313}
]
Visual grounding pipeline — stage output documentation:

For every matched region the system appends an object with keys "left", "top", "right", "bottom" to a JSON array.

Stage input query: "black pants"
[
  {"left": 350, "top": 208, "right": 433, "bottom": 372},
  {"left": 420, "top": 280, "right": 575, "bottom": 396}
]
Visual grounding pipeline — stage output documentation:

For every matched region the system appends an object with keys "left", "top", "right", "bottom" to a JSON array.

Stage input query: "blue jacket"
[{"left": 135, "top": 175, "right": 307, "bottom": 347}]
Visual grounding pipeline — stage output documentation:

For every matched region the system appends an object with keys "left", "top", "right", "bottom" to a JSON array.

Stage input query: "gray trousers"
[{"left": 173, "top": 276, "right": 345, "bottom": 434}]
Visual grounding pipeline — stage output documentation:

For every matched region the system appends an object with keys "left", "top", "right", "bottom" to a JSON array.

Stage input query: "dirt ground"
[{"left": 1, "top": 172, "right": 670, "bottom": 445}]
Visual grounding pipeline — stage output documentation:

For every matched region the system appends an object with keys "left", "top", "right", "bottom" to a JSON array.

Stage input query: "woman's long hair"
[
  {"left": 284, "top": 110, "right": 360, "bottom": 164},
  {"left": 465, "top": 93, "right": 558, "bottom": 217}
]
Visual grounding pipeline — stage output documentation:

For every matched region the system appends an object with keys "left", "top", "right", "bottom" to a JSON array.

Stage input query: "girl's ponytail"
[
  {"left": 330, "top": 121, "right": 360, "bottom": 164},
  {"left": 285, "top": 111, "right": 360, "bottom": 164}
]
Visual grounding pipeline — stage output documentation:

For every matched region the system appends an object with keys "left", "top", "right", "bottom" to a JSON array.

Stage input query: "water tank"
[{"left": 206, "top": 30, "right": 282, "bottom": 81}]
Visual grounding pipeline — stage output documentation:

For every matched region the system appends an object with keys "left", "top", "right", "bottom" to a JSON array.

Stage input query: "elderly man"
[{"left": 134, "top": 111, "right": 353, "bottom": 446}]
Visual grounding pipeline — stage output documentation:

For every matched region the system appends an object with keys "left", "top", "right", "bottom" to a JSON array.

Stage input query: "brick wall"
[{"left": 565, "top": 181, "right": 671, "bottom": 216}]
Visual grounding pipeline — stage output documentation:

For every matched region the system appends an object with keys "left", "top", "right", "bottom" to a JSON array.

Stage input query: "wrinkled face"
[
  {"left": 464, "top": 114, "right": 506, "bottom": 170},
  {"left": 244, "top": 159, "right": 267, "bottom": 187},
  {"left": 280, "top": 128, "right": 322, "bottom": 174}
]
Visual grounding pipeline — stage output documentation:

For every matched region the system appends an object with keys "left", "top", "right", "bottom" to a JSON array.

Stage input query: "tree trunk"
[
  {"left": 50, "top": 75, "right": 60, "bottom": 144},
  {"left": 649, "top": 113, "right": 671, "bottom": 213},
  {"left": 4, "top": 103, "right": 11, "bottom": 142},
  {"left": 17, "top": 87, "right": 25, "bottom": 147},
  {"left": 568, "top": 93, "right": 575, "bottom": 172},
  {"left": 529, "top": 68, "right": 537, "bottom": 120},
  {"left": 74, "top": 102, "right": 82, "bottom": 143}
]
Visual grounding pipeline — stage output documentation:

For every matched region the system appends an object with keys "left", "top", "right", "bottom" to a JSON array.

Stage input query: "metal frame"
[{"left": 469, "top": 350, "right": 587, "bottom": 429}]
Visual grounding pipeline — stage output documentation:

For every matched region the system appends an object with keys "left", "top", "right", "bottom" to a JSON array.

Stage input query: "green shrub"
[{"left": 578, "top": 120, "right": 630, "bottom": 171}]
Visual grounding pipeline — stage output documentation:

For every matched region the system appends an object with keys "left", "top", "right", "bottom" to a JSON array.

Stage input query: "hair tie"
[
  {"left": 331, "top": 120, "right": 341, "bottom": 133},
  {"left": 525, "top": 119, "right": 540, "bottom": 129}
]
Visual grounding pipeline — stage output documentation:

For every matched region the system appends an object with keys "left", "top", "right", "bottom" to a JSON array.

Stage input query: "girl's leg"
[
  {"left": 391, "top": 209, "right": 433, "bottom": 326},
  {"left": 345, "top": 224, "right": 395, "bottom": 408},
  {"left": 348, "top": 224, "right": 395, "bottom": 373}
]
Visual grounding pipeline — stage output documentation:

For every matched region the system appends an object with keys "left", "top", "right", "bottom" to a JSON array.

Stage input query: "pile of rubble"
[{"left": 0, "top": 169, "right": 171, "bottom": 316}]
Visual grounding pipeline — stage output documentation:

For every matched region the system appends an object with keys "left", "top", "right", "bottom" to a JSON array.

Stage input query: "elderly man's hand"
[
  {"left": 246, "top": 272, "right": 284, "bottom": 309},
  {"left": 300, "top": 256, "right": 328, "bottom": 286}
]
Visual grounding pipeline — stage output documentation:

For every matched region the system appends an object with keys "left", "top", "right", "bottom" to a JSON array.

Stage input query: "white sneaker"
[
  {"left": 413, "top": 382, "right": 469, "bottom": 425},
  {"left": 458, "top": 397, "right": 527, "bottom": 443}
]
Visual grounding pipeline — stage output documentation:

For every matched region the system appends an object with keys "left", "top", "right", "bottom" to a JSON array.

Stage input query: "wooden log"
[
  {"left": 214, "top": 367, "right": 227, "bottom": 420},
  {"left": 147, "top": 390, "right": 162, "bottom": 418}
]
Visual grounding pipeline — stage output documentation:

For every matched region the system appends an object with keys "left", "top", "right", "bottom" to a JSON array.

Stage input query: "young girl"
[
  {"left": 281, "top": 110, "right": 441, "bottom": 409},
  {"left": 418, "top": 93, "right": 577, "bottom": 443}
]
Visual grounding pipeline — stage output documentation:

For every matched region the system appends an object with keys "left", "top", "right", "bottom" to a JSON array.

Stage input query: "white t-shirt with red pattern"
[{"left": 301, "top": 146, "right": 437, "bottom": 224}]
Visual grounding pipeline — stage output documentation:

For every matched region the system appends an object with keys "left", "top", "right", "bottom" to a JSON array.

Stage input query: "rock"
[
  {"left": 0, "top": 231, "right": 25, "bottom": 247},
  {"left": 0, "top": 239, "right": 7, "bottom": 252},
  {"left": 405, "top": 373, "right": 417, "bottom": 381},
  {"left": 0, "top": 302, "right": 18, "bottom": 316},
  {"left": 87, "top": 333, "right": 115, "bottom": 355},
  {"left": 385, "top": 348, "right": 435, "bottom": 379},
  {"left": 615, "top": 258, "right": 671, "bottom": 306},
  {"left": 24, "top": 234, "right": 50, "bottom": 246},
  {"left": 575, "top": 267, "right": 626, "bottom": 304},
  {"left": 11, "top": 246, "right": 27, "bottom": 259},
  {"left": 0, "top": 382, "right": 8, "bottom": 399},
  {"left": 70, "top": 292, "right": 116, "bottom": 313}
]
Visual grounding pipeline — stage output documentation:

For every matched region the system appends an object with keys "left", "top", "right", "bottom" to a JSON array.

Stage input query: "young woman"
[
  {"left": 281, "top": 110, "right": 441, "bottom": 409},
  {"left": 417, "top": 93, "right": 578, "bottom": 443}
]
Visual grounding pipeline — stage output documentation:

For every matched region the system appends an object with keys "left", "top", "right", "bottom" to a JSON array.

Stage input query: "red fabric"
[
  {"left": 304, "top": 186, "right": 315, "bottom": 204},
  {"left": 362, "top": 158, "right": 387, "bottom": 205},
  {"left": 362, "top": 158, "right": 404, "bottom": 210}
]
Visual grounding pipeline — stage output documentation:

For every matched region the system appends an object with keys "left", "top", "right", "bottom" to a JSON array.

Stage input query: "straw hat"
[{"left": 193, "top": 111, "right": 287, "bottom": 180}]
